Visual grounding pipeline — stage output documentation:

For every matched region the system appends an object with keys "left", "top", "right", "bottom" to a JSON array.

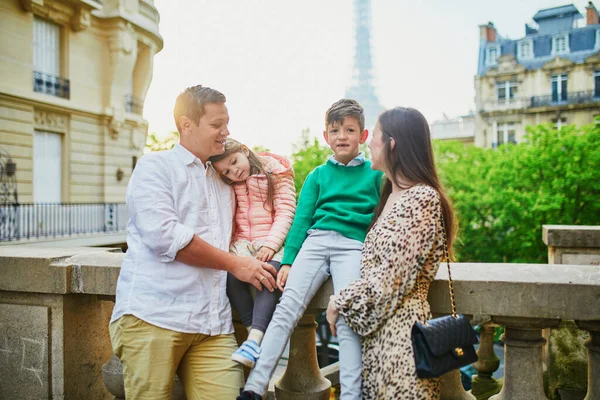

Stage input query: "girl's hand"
[
  {"left": 277, "top": 264, "right": 291, "bottom": 292},
  {"left": 256, "top": 246, "right": 276, "bottom": 262},
  {"left": 326, "top": 295, "right": 339, "bottom": 337}
]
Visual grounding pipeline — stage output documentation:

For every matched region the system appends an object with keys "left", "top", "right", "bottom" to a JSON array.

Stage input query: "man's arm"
[{"left": 176, "top": 236, "right": 277, "bottom": 291}]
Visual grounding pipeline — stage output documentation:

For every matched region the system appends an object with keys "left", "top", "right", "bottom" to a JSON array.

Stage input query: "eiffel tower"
[{"left": 345, "top": 0, "right": 384, "bottom": 131}]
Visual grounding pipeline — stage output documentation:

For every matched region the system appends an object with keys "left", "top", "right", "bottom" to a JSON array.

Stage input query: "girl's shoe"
[
  {"left": 237, "top": 390, "right": 263, "bottom": 400},
  {"left": 232, "top": 339, "right": 261, "bottom": 368}
]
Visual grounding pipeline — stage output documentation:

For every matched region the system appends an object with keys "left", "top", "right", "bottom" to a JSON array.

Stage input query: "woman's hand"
[
  {"left": 277, "top": 264, "right": 291, "bottom": 291},
  {"left": 256, "top": 246, "right": 276, "bottom": 262},
  {"left": 326, "top": 295, "right": 340, "bottom": 337}
]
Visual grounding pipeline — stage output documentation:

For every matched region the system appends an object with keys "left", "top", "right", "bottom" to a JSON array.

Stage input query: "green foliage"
[
  {"left": 435, "top": 122, "right": 600, "bottom": 262},
  {"left": 290, "top": 128, "right": 332, "bottom": 193},
  {"left": 144, "top": 131, "right": 180, "bottom": 154},
  {"left": 252, "top": 145, "right": 271, "bottom": 153}
]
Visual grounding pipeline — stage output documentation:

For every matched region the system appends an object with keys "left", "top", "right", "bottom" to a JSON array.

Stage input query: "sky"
[{"left": 144, "top": 0, "right": 594, "bottom": 157}]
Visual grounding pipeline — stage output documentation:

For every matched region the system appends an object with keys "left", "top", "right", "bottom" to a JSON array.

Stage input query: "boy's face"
[{"left": 323, "top": 116, "right": 368, "bottom": 165}]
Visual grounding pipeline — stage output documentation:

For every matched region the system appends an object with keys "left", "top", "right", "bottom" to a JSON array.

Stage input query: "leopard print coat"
[{"left": 335, "top": 185, "right": 444, "bottom": 399}]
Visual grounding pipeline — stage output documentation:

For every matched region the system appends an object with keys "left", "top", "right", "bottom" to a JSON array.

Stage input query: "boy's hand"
[
  {"left": 277, "top": 264, "right": 291, "bottom": 292},
  {"left": 232, "top": 256, "right": 277, "bottom": 292},
  {"left": 256, "top": 246, "right": 276, "bottom": 262}
]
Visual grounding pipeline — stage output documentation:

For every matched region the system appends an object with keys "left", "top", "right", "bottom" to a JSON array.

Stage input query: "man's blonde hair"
[{"left": 173, "top": 85, "right": 226, "bottom": 133}]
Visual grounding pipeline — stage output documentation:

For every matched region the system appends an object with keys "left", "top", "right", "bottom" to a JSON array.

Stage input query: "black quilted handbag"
[{"left": 411, "top": 200, "right": 478, "bottom": 379}]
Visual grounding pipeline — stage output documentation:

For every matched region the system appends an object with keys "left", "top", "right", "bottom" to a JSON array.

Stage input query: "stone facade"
[{"left": 0, "top": 0, "right": 163, "bottom": 203}]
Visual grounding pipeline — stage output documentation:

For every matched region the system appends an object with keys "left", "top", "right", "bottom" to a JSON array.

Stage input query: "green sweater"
[{"left": 281, "top": 159, "right": 383, "bottom": 265}]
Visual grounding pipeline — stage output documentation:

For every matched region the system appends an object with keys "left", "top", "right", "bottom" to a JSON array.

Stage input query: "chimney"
[
  {"left": 479, "top": 22, "right": 497, "bottom": 43},
  {"left": 587, "top": 2, "right": 599, "bottom": 25}
]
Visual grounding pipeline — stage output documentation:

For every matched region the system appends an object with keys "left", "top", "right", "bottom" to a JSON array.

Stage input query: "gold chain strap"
[{"left": 417, "top": 195, "right": 457, "bottom": 324}]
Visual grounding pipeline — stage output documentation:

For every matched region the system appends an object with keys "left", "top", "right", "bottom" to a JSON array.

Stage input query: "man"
[{"left": 109, "top": 85, "right": 278, "bottom": 399}]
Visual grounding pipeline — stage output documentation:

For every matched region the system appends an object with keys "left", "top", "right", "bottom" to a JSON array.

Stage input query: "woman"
[{"left": 326, "top": 107, "right": 456, "bottom": 399}]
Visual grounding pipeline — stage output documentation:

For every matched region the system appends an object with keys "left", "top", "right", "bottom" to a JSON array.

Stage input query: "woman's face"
[{"left": 369, "top": 122, "right": 388, "bottom": 173}]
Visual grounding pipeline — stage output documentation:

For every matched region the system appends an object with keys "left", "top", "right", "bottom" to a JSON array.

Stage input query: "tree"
[
  {"left": 144, "top": 131, "right": 180, "bottom": 154},
  {"left": 290, "top": 128, "right": 332, "bottom": 193},
  {"left": 435, "top": 122, "right": 600, "bottom": 263}
]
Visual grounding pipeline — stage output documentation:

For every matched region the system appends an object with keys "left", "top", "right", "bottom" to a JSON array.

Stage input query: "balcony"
[
  {"left": 125, "top": 94, "right": 143, "bottom": 114},
  {"left": 33, "top": 71, "right": 70, "bottom": 99},
  {"left": 530, "top": 90, "right": 600, "bottom": 108},
  {"left": 0, "top": 225, "right": 598, "bottom": 399},
  {"left": 0, "top": 203, "right": 127, "bottom": 245},
  {"left": 481, "top": 97, "right": 528, "bottom": 113}
]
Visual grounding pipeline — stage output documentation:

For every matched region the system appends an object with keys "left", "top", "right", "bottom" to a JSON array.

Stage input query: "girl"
[
  {"left": 326, "top": 107, "right": 456, "bottom": 399},
  {"left": 209, "top": 138, "right": 296, "bottom": 368}
]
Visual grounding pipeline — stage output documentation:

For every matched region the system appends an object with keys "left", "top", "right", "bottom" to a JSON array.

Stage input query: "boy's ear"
[
  {"left": 322, "top": 130, "right": 330, "bottom": 145},
  {"left": 359, "top": 129, "right": 369, "bottom": 144}
]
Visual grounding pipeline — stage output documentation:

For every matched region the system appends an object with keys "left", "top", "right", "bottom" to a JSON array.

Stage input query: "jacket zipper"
[{"left": 246, "top": 184, "right": 253, "bottom": 241}]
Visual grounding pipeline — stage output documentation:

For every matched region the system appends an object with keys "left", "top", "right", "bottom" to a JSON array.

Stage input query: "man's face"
[
  {"left": 323, "top": 116, "right": 368, "bottom": 165},
  {"left": 181, "top": 102, "right": 230, "bottom": 162}
]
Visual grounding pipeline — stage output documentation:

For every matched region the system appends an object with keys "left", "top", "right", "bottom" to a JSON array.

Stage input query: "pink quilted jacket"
[{"left": 232, "top": 153, "right": 296, "bottom": 252}]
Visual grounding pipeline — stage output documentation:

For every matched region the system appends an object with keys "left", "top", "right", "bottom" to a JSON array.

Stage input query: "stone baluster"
[
  {"left": 471, "top": 323, "right": 502, "bottom": 400},
  {"left": 489, "top": 317, "right": 560, "bottom": 400},
  {"left": 440, "top": 369, "right": 476, "bottom": 400},
  {"left": 274, "top": 313, "right": 331, "bottom": 400},
  {"left": 575, "top": 321, "right": 600, "bottom": 400}
]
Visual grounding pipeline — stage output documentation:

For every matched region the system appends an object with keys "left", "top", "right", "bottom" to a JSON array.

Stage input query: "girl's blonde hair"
[{"left": 209, "top": 138, "right": 276, "bottom": 213}]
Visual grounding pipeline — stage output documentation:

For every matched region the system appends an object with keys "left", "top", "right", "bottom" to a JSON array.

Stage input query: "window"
[
  {"left": 496, "top": 81, "right": 518, "bottom": 101},
  {"left": 552, "top": 117, "right": 567, "bottom": 130},
  {"left": 486, "top": 45, "right": 499, "bottom": 66},
  {"left": 594, "top": 71, "right": 600, "bottom": 97},
  {"left": 33, "top": 130, "right": 62, "bottom": 203},
  {"left": 596, "top": 30, "right": 600, "bottom": 49},
  {"left": 552, "top": 34, "right": 569, "bottom": 55},
  {"left": 518, "top": 39, "right": 533, "bottom": 60},
  {"left": 33, "top": 17, "right": 69, "bottom": 99},
  {"left": 496, "top": 122, "right": 517, "bottom": 146},
  {"left": 551, "top": 74, "right": 568, "bottom": 102}
]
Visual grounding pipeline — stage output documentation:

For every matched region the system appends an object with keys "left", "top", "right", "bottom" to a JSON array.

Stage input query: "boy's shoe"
[
  {"left": 232, "top": 339, "right": 261, "bottom": 368},
  {"left": 237, "top": 390, "right": 263, "bottom": 400}
]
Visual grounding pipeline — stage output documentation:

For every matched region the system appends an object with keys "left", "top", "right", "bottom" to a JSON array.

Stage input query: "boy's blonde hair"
[
  {"left": 209, "top": 139, "right": 276, "bottom": 213},
  {"left": 325, "top": 99, "right": 365, "bottom": 132},
  {"left": 173, "top": 85, "right": 226, "bottom": 133}
]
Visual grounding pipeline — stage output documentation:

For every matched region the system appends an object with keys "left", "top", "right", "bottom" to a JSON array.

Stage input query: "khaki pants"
[{"left": 110, "top": 315, "right": 243, "bottom": 400}]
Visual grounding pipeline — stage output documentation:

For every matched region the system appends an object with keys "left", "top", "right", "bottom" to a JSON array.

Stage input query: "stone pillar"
[
  {"left": 440, "top": 369, "right": 476, "bottom": 400},
  {"left": 274, "top": 314, "right": 331, "bottom": 400},
  {"left": 471, "top": 323, "right": 502, "bottom": 400},
  {"left": 489, "top": 317, "right": 560, "bottom": 400},
  {"left": 575, "top": 321, "right": 600, "bottom": 400},
  {"left": 542, "top": 225, "right": 600, "bottom": 266}
]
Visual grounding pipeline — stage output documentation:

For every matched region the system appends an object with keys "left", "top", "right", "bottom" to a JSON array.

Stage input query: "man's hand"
[
  {"left": 231, "top": 256, "right": 277, "bottom": 292},
  {"left": 256, "top": 246, "right": 276, "bottom": 262},
  {"left": 276, "top": 264, "right": 291, "bottom": 292},
  {"left": 326, "top": 295, "right": 339, "bottom": 337}
]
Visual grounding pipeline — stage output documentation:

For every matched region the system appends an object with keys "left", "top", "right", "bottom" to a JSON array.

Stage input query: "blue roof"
[
  {"left": 477, "top": 24, "right": 600, "bottom": 76},
  {"left": 533, "top": 4, "right": 580, "bottom": 21}
]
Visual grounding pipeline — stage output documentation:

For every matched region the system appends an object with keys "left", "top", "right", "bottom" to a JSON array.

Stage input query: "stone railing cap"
[{"left": 543, "top": 225, "right": 600, "bottom": 248}]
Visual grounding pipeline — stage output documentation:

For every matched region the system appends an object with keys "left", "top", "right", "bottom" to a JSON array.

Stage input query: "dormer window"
[
  {"left": 596, "top": 29, "right": 600, "bottom": 49},
  {"left": 518, "top": 39, "right": 533, "bottom": 60},
  {"left": 552, "top": 34, "right": 569, "bottom": 55},
  {"left": 486, "top": 45, "right": 499, "bottom": 66}
]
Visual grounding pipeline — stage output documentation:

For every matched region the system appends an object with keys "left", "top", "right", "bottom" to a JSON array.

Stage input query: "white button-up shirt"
[{"left": 110, "top": 144, "right": 236, "bottom": 335}]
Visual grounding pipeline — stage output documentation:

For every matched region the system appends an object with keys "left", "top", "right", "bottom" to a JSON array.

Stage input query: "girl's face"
[
  {"left": 369, "top": 122, "right": 388, "bottom": 173},
  {"left": 212, "top": 149, "right": 251, "bottom": 182}
]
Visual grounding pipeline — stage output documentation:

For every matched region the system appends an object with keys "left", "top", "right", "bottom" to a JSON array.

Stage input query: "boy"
[{"left": 238, "top": 99, "right": 383, "bottom": 400}]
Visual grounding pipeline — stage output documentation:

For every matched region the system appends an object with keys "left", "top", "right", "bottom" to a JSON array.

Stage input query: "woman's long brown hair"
[
  {"left": 372, "top": 107, "right": 456, "bottom": 254},
  {"left": 209, "top": 139, "right": 276, "bottom": 213}
]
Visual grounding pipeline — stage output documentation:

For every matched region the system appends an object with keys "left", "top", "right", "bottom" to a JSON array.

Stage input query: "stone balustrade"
[{"left": 1, "top": 246, "right": 600, "bottom": 399}]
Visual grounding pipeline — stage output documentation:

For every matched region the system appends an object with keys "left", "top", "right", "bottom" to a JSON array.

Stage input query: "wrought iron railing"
[
  {"left": 0, "top": 203, "right": 127, "bottom": 242},
  {"left": 530, "top": 90, "right": 600, "bottom": 107},
  {"left": 33, "top": 71, "right": 70, "bottom": 99},
  {"left": 125, "top": 94, "right": 144, "bottom": 114}
]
